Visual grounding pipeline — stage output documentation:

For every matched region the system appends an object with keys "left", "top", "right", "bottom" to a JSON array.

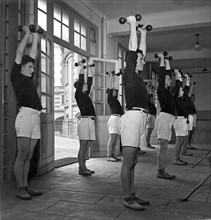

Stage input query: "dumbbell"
[
  {"left": 116, "top": 69, "right": 123, "bottom": 76},
  {"left": 164, "top": 56, "right": 173, "bottom": 61},
  {"left": 119, "top": 14, "right": 142, "bottom": 24},
  {"left": 137, "top": 24, "right": 152, "bottom": 32},
  {"left": 154, "top": 51, "right": 168, "bottom": 59},
  {"left": 88, "top": 63, "right": 95, "bottom": 67},
  {"left": 29, "top": 25, "right": 44, "bottom": 34},
  {"left": 75, "top": 59, "right": 86, "bottom": 67},
  {"left": 18, "top": 25, "right": 43, "bottom": 34}
]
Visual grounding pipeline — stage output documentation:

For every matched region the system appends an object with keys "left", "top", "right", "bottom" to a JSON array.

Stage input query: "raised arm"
[
  {"left": 15, "top": 26, "right": 31, "bottom": 64},
  {"left": 29, "top": 32, "right": 39, "bottom": 60},
  {"left": 127, "top": 16, "right": 137, "bottom": 51}
]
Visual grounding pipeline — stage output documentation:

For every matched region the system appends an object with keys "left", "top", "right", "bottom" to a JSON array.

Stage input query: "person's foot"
[
  {"left": 147, "top": 144, "right": 155, "bottom": 149},
  {"left": 174, "top": 159, "right": 187, "bottom": 166},
  {"left": 86, "top": 168, "right": 95, "bottom": 174},
  {"left": 157, "top": 169, "right": 176, "bottom": 179},
  {"left": 187, "top": 145, "right": 197, "bottom": 150},
  {"left": 107, "top": 156, "right": 121, "bottom": 162},
  {"left": 25, "top": 186, "right": 42, "bottom": 196},
  {"left": 131, "top": 193, "right": 150, "bottom": 205},
  {"left": 79, "top": 169, "right": 92, "bottom": 176},
  {"left": 182, "top": 151, "right": 193, "bottom": 156},
  {"left": 16, "top": 187, "right": 31, "bottom": 200},
  {"left": 139, "top": 149, "right": 146, "bottom": 154},
  {"left": 123, "top": 196, "right": 145, "bottom": 211}
]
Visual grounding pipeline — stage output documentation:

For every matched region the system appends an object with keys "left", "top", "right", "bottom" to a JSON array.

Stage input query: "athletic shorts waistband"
[{"left": 81, "top": 116, "right": 96, "bottom": 120}]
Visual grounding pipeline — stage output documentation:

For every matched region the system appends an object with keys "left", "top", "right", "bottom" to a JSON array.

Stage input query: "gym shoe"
[
  {"left": 174, "top": 159, "right": 187, "bottom": 165},
  {"left": 107, "top": 157, "right": 118, "bottom": 162},
  {"left": 182, "top": 151, "right": 193, "bottom": 156},
  {"left": 79, "top": 169, "right": 91, "bottom": 176},
  {"left": 16, "top": 187, "right": 31, "bottom": 200},
  {"left": 187, "top": 145, "right": 197, "bottom": 150},
  {"left": 86, "top": 168, "right": 95, "bottom": 174},
  {"left": 25, "top": 186, "right": 42, "bottom": 196},
  {"left": 123, "top": 196, "right": 145, "bottom": 211},
  {"left": 139, "top": 150, "right": 146, "bottom": 154},
  {"left": 147, "top": 145, "right": 155, "bottom": 149},
  {"left": 112, "top": 156, "right": 121, "bottom": 161},
  {"left": 131, "top": 193, "right": 150, "bottom": 205},
  {"left": 157, "top": 169, "right": 176, "bottom": 179}
]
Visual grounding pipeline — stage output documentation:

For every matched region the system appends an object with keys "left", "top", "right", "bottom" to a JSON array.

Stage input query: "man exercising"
[
  {"left": 106, "top": 72, "right": 123, "bottom": 162},
  {"left": 119, "top": 15, "right": 150, "bottom": 211},
  {"left": 74, "top": 61, "right": 96, "bottom": 176},
  {"left": 10, "top": 25, "right": 42, "bottom": 200},
  {"left": 155, "top": 53, "right": 176, "bottom": 179}
]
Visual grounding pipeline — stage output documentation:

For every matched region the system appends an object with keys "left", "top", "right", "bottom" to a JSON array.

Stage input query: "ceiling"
[{"left": 80, "top": 0, "right": 211, "bottom": 74}]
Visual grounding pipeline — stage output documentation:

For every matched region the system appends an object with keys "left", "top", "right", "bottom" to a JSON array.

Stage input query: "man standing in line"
[{"left": 10, "top": 25, "right": 43, "bottom": 200}]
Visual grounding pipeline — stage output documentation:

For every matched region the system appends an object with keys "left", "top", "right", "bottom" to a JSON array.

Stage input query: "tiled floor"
[{"left": 1, "top": 144, "right": 211, "bottom": 220}]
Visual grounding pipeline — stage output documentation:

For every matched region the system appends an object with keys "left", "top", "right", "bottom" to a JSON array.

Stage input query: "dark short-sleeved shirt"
[
  {"left": 123, "top": 51, "right": 148, "bottom": 109},
  {"left": 157, "top": 67, "right": 176, "bottom": 116},
  {"left": 10, "top": 62, "right": 42, "bottom": 110},
  {"left": 174, "top": 80, "right": 188, "bottom": 118},
  {"left": 75, "top": 74, "right": 96, "bottom": 117},
  {"left": 107, "top": 88, "right": 123, "bottom": 115},
  {"left": 183, "top": 86, "right": 196, "bottom": 114},
  {"left": 148, "top": 102, "right": 157, "bottom": 116}
]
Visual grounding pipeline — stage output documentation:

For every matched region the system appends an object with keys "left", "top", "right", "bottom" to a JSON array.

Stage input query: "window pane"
[
  {"left": 41, "top": 38, "right": 46, "bottom": 53},
  {"left": 90, "top": 28, "right": 95, "bottom": 41},
  {"left": 81, "top": 23, "right": 86, "bottom": 36},
  {"left": 46, "top": 75, "right": 51, "bottom": 94},
  {"left": 41, "top": 54, "right": 46, "bottom": 73},
  {"left": 74, "top": 32, "right": 80, "bottom": 47},
  {"left": 54, "top": 20, "right": 61, "bottom": 38},
  {"left": 38, "top": 10, "right": 47, "bottom": 31},
  {"left": 81, "top": 36, "right": 86, "bottom": 51},
  {"left": 63, "top": 10, "right": 69, "bottom": 26},
  {"left": 74, "top": 18, "right": 80, "bottom": 32},
  {"left": 41, "top": 95, "right": 47, "bottom": 112},
  {"left": 41, "top": 74, "right": 46, "bottom": 93},
  {"left": 54, "top": 4, "right": 61, "bottom": 21},
  {"left": 62, "top": 25, "right": 69, "bottom": 42},
  {"left": 90, "top": 42, "right": 95, "bottom": 55},
  {"left": 38, "top": 0, "right": 47, "bottom": 12}
]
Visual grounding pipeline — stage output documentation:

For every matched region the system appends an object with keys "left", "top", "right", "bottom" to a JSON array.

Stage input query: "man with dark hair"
[
  {"left": 10, "top": 26, "right": 42, "bottom": 200},
  {"left": 119, "top": 15, "right": 150, "bottom": 211},
  {"left": 74, "top": 60, "right": 96, "bottom": 176},
  {"left": 106, "top": 72, "right": 123, "bottom": 162},
  {"left": 155, "top": 53, "right": 176, "bottom": 179}
]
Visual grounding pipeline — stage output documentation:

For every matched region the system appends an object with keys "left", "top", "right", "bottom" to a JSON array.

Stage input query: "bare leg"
[
  {"left": 14, "top": 137, "right": 31, "bottom": 188},
  {"left": 78, "top": 140, "right": 89, "bottom": 170},
  {"left": 23, "top": 139, "right": 38, "bottom": 186},
  {"left": 157, "top": 139, "right": 168, "bottom": 170},
  {"left": 146, "top": 128, "right": 153, "bottom": 146},
  {"left": 121, "top": 146, "right": 139, "bottom": 197}
]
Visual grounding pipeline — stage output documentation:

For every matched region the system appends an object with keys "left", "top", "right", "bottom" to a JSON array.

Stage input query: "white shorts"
[
  {"left": 174, "top": 116, "right": 188, "bottom": 136},
  {"left": 77, "top": 117, "right": 96, "bottom": 140},
  {"left": 155, "top": 112, "right": 175, "bottom": 141},
  {"left": 146, "top": 114, "right": 156, "bottom": 129},
  {"left": 188, "top": 114, "right": 194, "bottom": 131},
  {"left": 119, "top": 110, "right": 147, "bottom": 148},
  {"left": 107, "top": 115, "right": 121, "bottom": 134},
  {"left": 15, "top": 107, "right": 41, "bottom": 139}
]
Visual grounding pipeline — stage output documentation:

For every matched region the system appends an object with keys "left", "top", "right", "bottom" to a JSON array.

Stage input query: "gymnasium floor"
[{"left": 1, "top": 144, "right": 210, "bottom": 220}]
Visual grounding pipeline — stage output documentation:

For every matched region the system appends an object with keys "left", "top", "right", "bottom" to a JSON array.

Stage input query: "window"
[
  {"left": 38, "top": 0, "right": 47, "bottom": 31},
  {"left": 90, "top": 27, "right": 96, "bottom": 55},
  {"left": 53, "top": 3, "right": 69, "bottom": 42},
  {"left": 74, "top": 18, "right": 87, "bottom": 51}
]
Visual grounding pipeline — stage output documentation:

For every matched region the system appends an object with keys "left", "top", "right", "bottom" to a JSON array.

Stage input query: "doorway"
[{"left": 53, "top": 43, "right": 85, "bottom": 167}]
